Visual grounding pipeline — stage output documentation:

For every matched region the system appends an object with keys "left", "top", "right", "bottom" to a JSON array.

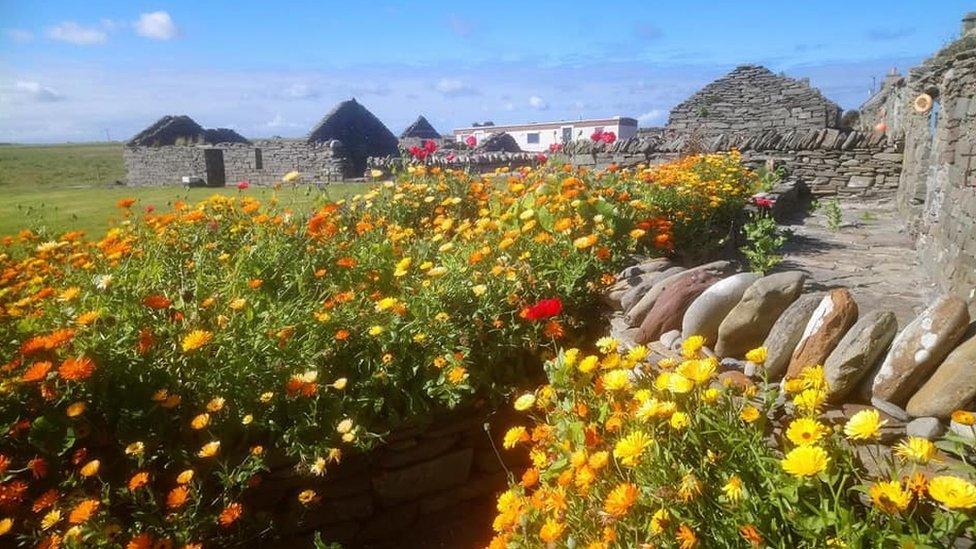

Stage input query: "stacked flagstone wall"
[{"left": 861, "top": 14, "right": 976, "bottom": 315}]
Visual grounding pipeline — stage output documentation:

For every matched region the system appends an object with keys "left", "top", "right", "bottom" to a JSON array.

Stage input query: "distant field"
[{"left": 0, "top": 143, "right": 365, "bottom": 238}]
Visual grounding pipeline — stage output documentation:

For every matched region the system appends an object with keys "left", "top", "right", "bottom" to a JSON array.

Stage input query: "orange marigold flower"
[
  {"left": 142, "top": 294, "right": 172, "bottom": 309},
  {"left": 117, "top": 197, "right": 137, "bottom": 209},
  {"left": 58, "top": 357, "right": 95, "bottom": 381},
  {"left": 127, "top": 533, "right": 153, "bottom": 549},
  {"left": 739, "top": 524, "right": 763, "bottom": 547},
  {"left": 68, "top": 498, "right": 99, "bottom": 524},
  {"left": 521, "top": 468, "right": 540, "bottom": 489},
  {"left": 32, "top": 489, "right": 59, "bottom": 513},
  {"left": 0, "top": 455, "right": 8, "bottom": 475},
  {"left": 676, "top": 524, "right": 697, "bottom": 548},
  {"left": 166, "top": 486, "right": 189, "bottom": 509},
  {"left": 181, "top": 330, "right": 213, "bottom": 353},
  {"left": 604, "top": 483, "right": 638, "bottom": 517},
  {"left": 129, "top": 471, "right": 150, "bottom": 491},
  {"left": 0, "top": 480, "right": 28, "bottom": 510},
  {"left": 218, "top": 502, "right": 243, "bottom": 527},
  {"left": 335, "top": 329, "right": 350, "bottom": 341},
  {"left": 22, "top": 361, "right": 53, "bottom": 382}
]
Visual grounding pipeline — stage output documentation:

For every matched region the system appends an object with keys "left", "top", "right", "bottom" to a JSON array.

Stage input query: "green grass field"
[{"left": 0, "top": 143, "right": 365, "bottom": 238}]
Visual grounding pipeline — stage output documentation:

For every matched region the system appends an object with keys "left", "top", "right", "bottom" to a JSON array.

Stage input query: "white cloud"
[
  {"left": 13, "top": 81, "right": 64, "bottom": 102},
  {"left": 529, "top": 95, "right": 548, "bottom": 110},
  {"left": 135, "top": 11, "right": 179, "bottom": 41},
  {"left": 46, "top": 22, "right": 107, "bottom": 45},
  {"left": 283, "top": 83, "right": 319, "bottom": 99},
  {"left": 637, "top": 109, "right": 665, "bottom": 124},
  {"left": 266, "top": 114, "right": 299, "bottom": 129},
  {"left": 435, "top": 78, "right": 478, "bottom": 97},
  {"left": 4, "top": 29, "right": 34, "bottom": 43}
]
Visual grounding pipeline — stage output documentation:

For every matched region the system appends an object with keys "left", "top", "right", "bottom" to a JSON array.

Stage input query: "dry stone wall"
[
  {"left": 124, "top": 139, "right": 350, "bottom": 186},
  {"left": 861, "top": 19, "right": 976, "bottom": 315},
  {"left": 562, "top": 128, "right": 903, "bottom": 197}
]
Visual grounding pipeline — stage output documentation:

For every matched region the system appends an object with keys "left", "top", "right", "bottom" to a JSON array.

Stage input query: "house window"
[
  {"left": 254, "top": 148, "right": 263, "bottom": 170},
  {"left": 526, "top": 132, "right": 540, "bottom": 144}
]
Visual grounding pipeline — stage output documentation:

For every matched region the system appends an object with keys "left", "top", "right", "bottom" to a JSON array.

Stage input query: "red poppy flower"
[
  {"left": 521, "top": 298, "right": 563, "bottom": 321},
  {"left": 423, "top": 139, "right": 438, "bottom": 153},
  {"left": 465, "top": 135, "right": 477, "bottom": 147},
  {"left": 600, "top": 131, "right": 616, "bottom": 144},
  {"left": 237, "top": 180, "right": 250, "bottom": 190},
  {"left": 536, "top": 154, "right": 548, "bottom": 164}
]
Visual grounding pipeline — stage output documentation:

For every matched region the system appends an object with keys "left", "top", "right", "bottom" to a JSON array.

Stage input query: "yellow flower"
[
  {"left": 869, "top": 480, "right": 911, "bottom": 514},
  {"left": 723, "top": 475, "right": 744, "bottom": 503},
  {"left": 41, "top": 509, "right": 61, "bottom": 530},
  {"left": 603, "top": 483, "right": 638, "bottom": 517},
  {"left": 681, "top": 335, "right": 706, "bottom": 358},
  {"left": 394, "top": 257, "right": 412, "bottom": 277},
  {"left": 626, "top": 345, "right": 649, "bottom": 363},
  {"left": 678, "top": 472, "right": 701, "bottom": 502},
  {"left": 952, "top": 410, "right": 976, "bottom": 426},
  {"left": 539, "top": 517, "right": 564, "bottom": 543},
  {"left": 181, "top": 329, "right": 213, "bottom": 353},
  {"left": 0, "top": 518, "right": 11, "bottom": 536},
  {"left": 613, "top": 430, "right": 652, "bottom": 466},
  {"left": 596, "top": 336, "right": 618, "bottom": 354},
  {"left": 79, "top": 459, "right": 100, "bottom": 477},
  {"left": 670, "top": 411, "right": 689, "bottom": 430},
  {"left": 513, "top": 393, "right": 536, "bottom": 411},
  {"left": 667, "top": 373, "right": 695, "bottom": 394},
  {"left": 207, "top": 397, "right": 225, "bottom": 412},
  {"left": 601, "top": 369, "right": 631, "bottom": 392},
  {"left": 792, "top": 388, "right": 826, "bottom": 414},
  {"left": 573, "top": 234, "right": 597, "bottom": 249},
  {"left": 191, "top": 413, "right": 210, "bottom": 430},
  {"left": 229, "top": 298, "right": 246, "bottom": 310},
  {"left": 701, "top": 387, "right": 720, "bottom": 404},
  {"left": 844, "top": 409, "right": 886, "bottom": 441},
  {"left": 578, "top": 355, "right": 599, "bottom": 374},
  {"left": 739, "top": 405, "right": 761, "bottom": 423},
  {"left": 928, "top": 476, "right": 976, "bottom": 510},
  {"left": 336, "top": 418, "right": 354, "bottom": 434},
  {"left": 650, "top": 508, "right": 670, "bottom": 535},
  {"left": 177, "top": 469, "right": 195, "bottom": 484},
  {"left": 781, "top": 446, "right": 829, "bottom": 478},
  {"left": 503, "top": 426, "right": 529, "bottom": 449},
  {"left": 283, "top": 170, "right": 300, "bottom": 182},
  {"left": 368, "top": 325, "right": 384, "bottom": 336},
  {"left": 125, "top": 441, "right": 145, "bottom": 456},
  {"left": 745, "top": 346, "right": 767, "bottom": 364},
  {"left": 66, "top": 401, "right": 86, "bottom": 417},
  {"left": 298, "top": 489, "right": 318, "bottom": 505},
  {"left": 198, "top": 441, "right": 221, "bottom": 458},
  {"left": 894, "top": 437, "right": 937, "bottom": 464},
  {"left": 331, "top": 378, "right": 348, "bottom": 390},
  {"left": 786, "top": 418, "right": 827, "bottom": 447},
  {"left": 472, "top": 284, "right": 487, "bottom": 297},
  {"left": 242, "top": 414, "right": 253, "bottom": 425}
]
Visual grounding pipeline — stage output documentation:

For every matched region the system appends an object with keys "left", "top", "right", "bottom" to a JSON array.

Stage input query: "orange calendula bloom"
[
  {"left": 218, "top": 503, "right": 243, "bottom": 527},
  {"left": 166, "top": 486, "right": 189, "bottom": 509},
  {"left": 603, "top": 483, "right": 638, "bottom": 517},
  {"left": 58, "top": 356, "right": 95, "bottom": 381},
  {"left": 142, "top": 294, "right": 172, "bottom": 309},
  {"left": 68, "top": 499, "right": 99, "bottom": 524},
  {"left": 128, "top": 471, "right": 150, "bottom": 491},
  {"left": 539, "top": 517, "right": 564, "bottom": 543},
  {"left": 181, "top": 330, "right": 213, "bottom": 353},
  {"left": 22, "top": 361, "right": 53, "bottom": 383}
]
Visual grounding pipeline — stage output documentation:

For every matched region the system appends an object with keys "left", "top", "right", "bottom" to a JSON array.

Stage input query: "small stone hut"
[
  {"left": 667, "top": 64, "right": 843, "bottom": 137},
  {"left": 400, "top": 115, "right": 441, "bottom": 139},
  {"left": 307, "top": 98, "right": 400, "bottom": 175}
]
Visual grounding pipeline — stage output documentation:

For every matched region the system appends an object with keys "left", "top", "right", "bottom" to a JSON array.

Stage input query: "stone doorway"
[{"left": 204, "top": 148, "right": 225, "bottom": 187}]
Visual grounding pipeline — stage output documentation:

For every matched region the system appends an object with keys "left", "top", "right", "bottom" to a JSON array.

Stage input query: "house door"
[
  {"left": 204, "top": 149, "right": 225, "bottom": 187},
  {"left": 561, "top": 127, "right": 573, "bottom": 144}
]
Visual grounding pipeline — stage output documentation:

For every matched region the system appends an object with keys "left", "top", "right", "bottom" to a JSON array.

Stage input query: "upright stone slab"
[
  {"left": 636, "top": 271, "right": 722, "bottom": 344},
  {"left": 906, "top": 333, "right": 976, "bottom": 418},
  {"left": 622, "top": 266, "right": 688, "bottom": 323},
  {"left": 625, "top": 261, "right": 733, "bottom": 327},
  {"left": 786, "top": 289, "right": 858, "bottom": 379},
  {"left": 681, "top": 272, "right": 761, "bottom": 345},
  {"left": 871, "top": 295, "right": 970, "bottom": 405},
  {"left": 762, "top": 294, "right": 823, "bottom": 381},
  {"left": 715, "top": 271, "right": 807, "bottom": 358},
  {"left": 823, "top": 311, "right": 898, "bottom": 402}
]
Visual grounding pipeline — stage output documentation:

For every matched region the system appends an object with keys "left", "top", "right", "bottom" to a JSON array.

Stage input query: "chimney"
[{"left": 963, "top": 12, "right": 976, "bottom": 35}]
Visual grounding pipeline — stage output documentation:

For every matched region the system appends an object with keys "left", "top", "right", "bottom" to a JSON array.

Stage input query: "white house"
[{"left": 453, "top": 117, "right": 638, "bottom": 152}]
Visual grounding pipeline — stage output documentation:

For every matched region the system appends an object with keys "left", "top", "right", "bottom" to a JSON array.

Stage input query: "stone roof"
[
  {"left": 307, "top": 99, "right": 400, "bottom": 174},
  {"left": 127, "top": 115, "right": 250, "bottom": 147},
  {"left": 475, "top": 132, "right": 522, "bottom": 153},
  {"left": 667, "top": 65, "right": 843, "bottom": 136},
  {"left": 400, "top": 115, "right": 441, "bottom": 139}
]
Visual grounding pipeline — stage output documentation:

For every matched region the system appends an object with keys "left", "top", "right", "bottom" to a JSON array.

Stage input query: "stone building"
[
  {"left": 123, "top": 99, "right": 398, "bottom": 186},
  {"left": 400, "top": 115, "right": 441, "bottom": 139},
  {"left": 667, "top": 64, "right": 843, "bottom": 137},
  {"left": 860, "top": 13, "right": 976, "bottom": 313}
]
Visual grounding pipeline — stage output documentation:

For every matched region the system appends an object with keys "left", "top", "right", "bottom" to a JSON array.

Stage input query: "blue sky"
[{"left": 0, "top": 1, "right": 972, "bottom": 142}]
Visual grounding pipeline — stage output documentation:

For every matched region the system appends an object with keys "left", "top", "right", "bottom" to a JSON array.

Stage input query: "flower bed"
[
  {"left": 0, "top": 154, "right": 755, "bottom": 546},
  {"left": 490, "top": 337, "right": 976, "bottom": 548}
]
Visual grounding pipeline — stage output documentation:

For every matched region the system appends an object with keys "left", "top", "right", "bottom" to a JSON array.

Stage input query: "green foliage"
[
  {"left": 824, "top": 197, "right": 843, "bottom": 231},
  {"left": 740, "top": 212, "right": 787, "bottom": 274}
]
